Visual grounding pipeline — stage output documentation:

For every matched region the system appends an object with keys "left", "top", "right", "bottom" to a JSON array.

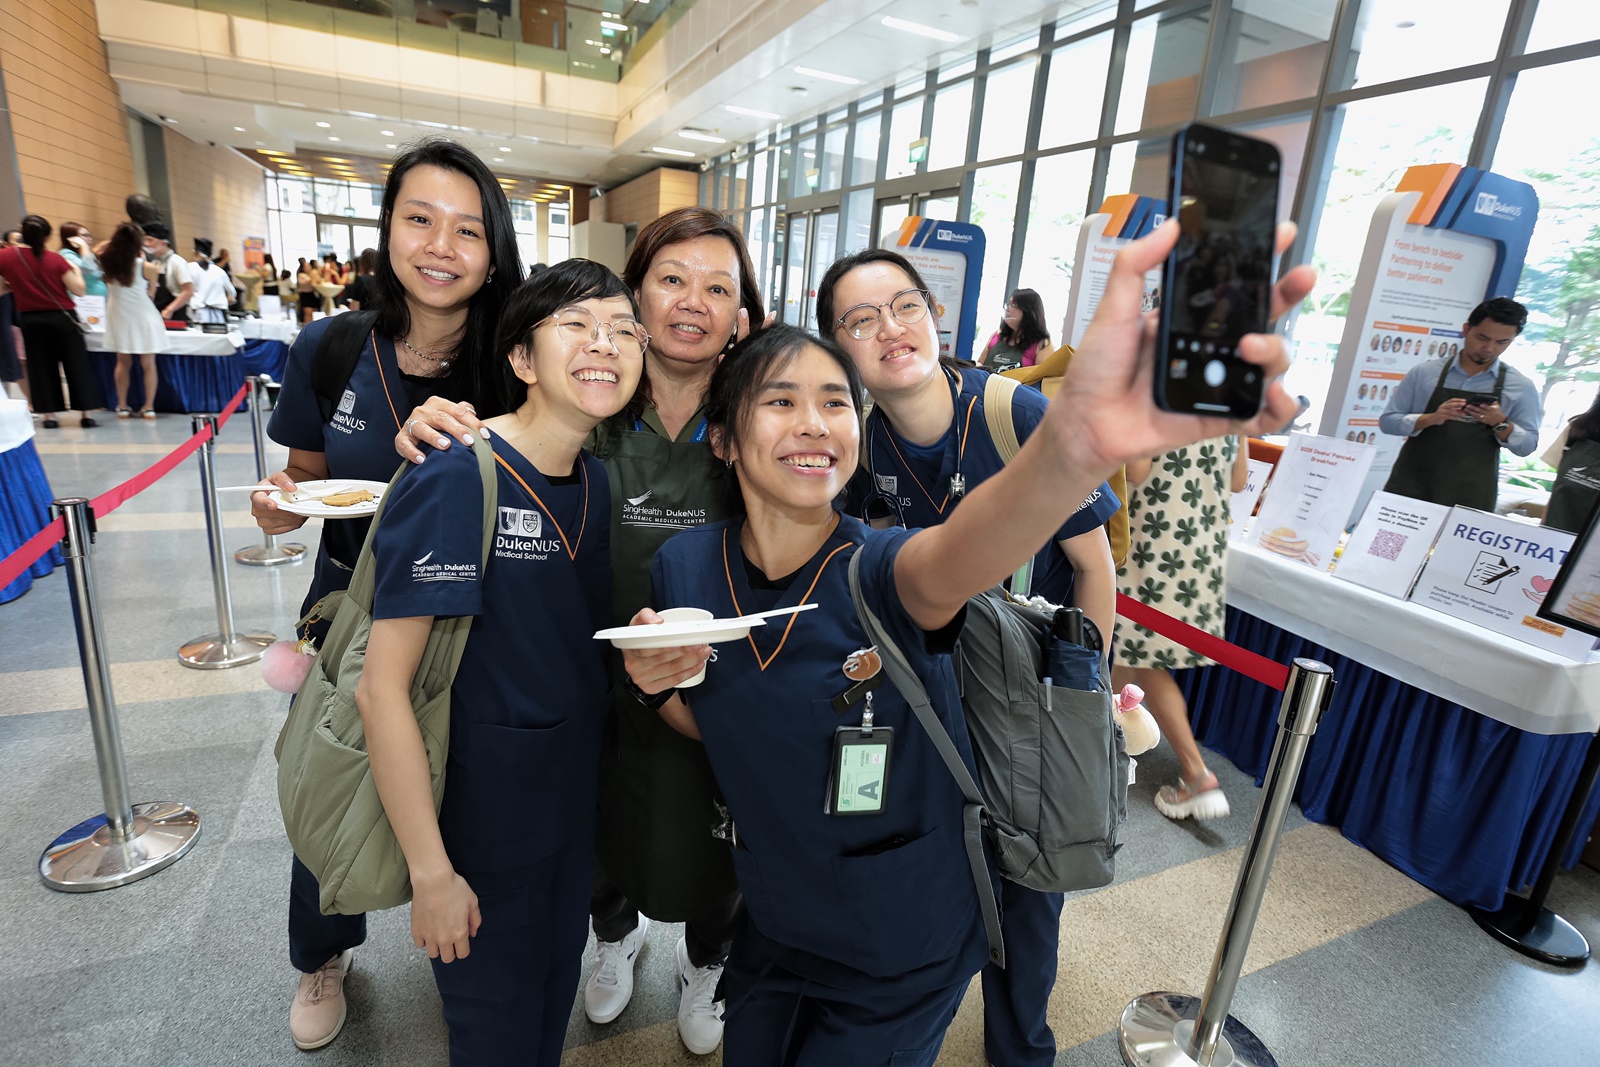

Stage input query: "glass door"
[
  {"left": 803, "top": 209, "right": 839, "bottom": 329},
  {"left": 780, "top": 213, "right": 809, "bottom": 325}
]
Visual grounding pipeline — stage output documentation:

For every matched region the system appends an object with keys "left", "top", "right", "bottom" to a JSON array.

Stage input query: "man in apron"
[
  {"left": 1379, "top": 298, "right": 1541, "bottom": 511},
  {"left": 141, "top": 221, "right": 194, "bottom": 323}
]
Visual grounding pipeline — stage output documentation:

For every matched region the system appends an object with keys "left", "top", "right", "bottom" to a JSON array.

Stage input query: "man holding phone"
[{"left": 1378, "top": 297, "right": 1541, "bottom": 511}]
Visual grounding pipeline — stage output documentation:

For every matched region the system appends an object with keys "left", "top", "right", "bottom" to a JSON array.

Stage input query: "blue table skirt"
[
  {"left": 242, "top": 339, "right": 289, "bottom": 382},
  {"left": 88, "top": 350, "right": 248, "bottom": 414},
  {"left": 0, "top": 438, "right": 62, "bottom": 603},
  {"left": 1179, "top": 607, "right": 1600, "bottom": 910}
]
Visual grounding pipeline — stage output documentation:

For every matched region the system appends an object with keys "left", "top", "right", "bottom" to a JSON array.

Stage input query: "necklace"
[{"left": 398, "top": 335, "right": 454, "bottom": 373}]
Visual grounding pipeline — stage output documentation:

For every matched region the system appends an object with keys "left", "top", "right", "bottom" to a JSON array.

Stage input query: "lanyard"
[
  {"left": 872, "top": 369, "right": 977, "bottom": 515},
  {"left": 721, "top": 525, "right": 849, "bottom": 671},
  {"left": 634, "top": 414, "right": 709, "bottom": 442},
  {"left": 495, "top": 453, "right": 590, "bottom": 561},
  {"left": 370, "top": 335, "right": 405, "bottom": 431}
]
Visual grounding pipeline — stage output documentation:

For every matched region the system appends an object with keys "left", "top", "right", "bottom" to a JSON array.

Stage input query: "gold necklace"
[{"left": 398, "top": 335, "right": 455, "bottom": 372}]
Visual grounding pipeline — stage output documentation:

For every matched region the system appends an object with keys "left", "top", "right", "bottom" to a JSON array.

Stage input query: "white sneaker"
[
  {"left": 675, "top": 936, "right": 725, "bottom": 1055},
  {"left": 584, "top": 916, "right": 649, "bottom": 1024},
  {"left": 1154, "top": 771, "right": 1231, "bottom": 821}
]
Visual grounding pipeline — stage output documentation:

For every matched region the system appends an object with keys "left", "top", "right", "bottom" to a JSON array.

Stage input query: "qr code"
[{"left": 1367, "top": 529, "right": 1406, "bottom": 561}]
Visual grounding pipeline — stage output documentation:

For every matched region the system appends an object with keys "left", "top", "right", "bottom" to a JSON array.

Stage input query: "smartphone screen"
[{"left": 1155, "top": 123, "right": 1281, "bottom": 418}]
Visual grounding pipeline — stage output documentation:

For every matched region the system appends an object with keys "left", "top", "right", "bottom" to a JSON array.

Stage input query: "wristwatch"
[{"left": 1492, "top": 420, "right": 1511, "bottom": 434}]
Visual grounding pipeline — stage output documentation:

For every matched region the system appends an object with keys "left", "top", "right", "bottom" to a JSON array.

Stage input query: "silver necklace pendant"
[{"left": 949, "top": 472, "right": 965, "bottom": 499}]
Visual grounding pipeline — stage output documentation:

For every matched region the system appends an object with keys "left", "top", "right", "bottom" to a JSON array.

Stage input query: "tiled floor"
[{"left": 3, "top": 414, "right": 1598, "bottom": 1066}]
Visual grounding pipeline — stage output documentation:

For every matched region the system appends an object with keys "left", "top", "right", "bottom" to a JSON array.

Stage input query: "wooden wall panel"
[{"left": 163, "top": 129, "right": 270, "bottom": 264}]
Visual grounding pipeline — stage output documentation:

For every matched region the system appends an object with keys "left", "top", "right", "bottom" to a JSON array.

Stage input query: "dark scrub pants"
[{"left": 1384, "top": 361, "right": 1506, "bottom": 511}]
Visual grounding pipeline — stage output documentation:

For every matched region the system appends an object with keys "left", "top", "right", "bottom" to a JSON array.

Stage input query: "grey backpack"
[{"left": 847, "top": 552, "right": 1128, "bottom": 965}]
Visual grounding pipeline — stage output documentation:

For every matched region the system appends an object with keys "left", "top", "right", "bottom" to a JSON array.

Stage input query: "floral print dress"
[{"left": 1113, "top": 438, "right": 1237, "bottom": 670}]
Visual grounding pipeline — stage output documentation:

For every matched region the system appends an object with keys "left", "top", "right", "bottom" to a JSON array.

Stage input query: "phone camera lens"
[{"left": 1195, "top": 142, "right": 1206, "bottom": 154}]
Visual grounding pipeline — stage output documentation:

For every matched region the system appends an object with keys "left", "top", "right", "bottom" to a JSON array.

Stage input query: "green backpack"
[{"left": 275, "top": 437, "right": 498, "bottom": 916}]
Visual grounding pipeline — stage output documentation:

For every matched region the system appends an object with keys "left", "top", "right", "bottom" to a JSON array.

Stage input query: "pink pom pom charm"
[
  {"left": 1113, "top": 683, "right": 1162, "bottom": 756},
  {"left": 261, "top": 638, "right": 316, "bottom": 694}
]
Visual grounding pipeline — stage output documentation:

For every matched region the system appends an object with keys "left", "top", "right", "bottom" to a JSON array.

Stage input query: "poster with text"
[
  {"left": 1410, "top": 508, "right": 1596, "bottom": 659},
  {"left": 1333, "top": 491, "right": 1451, "bottom": 597},
  {"left": 1249, "top": 433, "right": 1376, "bottom": 569},
  {"left": 1539, "top": 504, "right": 1600, "bottom": 638},
  {"left": 1062, "top": 196, "right": 1165, "bottom": 346},
  {"left": 882, "top": 218, "right": 984, "bottom": 362},
  {"left": 1228, "top": 458, "right": 1275, "bottom": 542}
]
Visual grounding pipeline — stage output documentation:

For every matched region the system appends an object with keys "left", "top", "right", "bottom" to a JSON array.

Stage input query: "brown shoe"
[{"left": 289, "top": 950, "right": 354, "bottom": 1050}]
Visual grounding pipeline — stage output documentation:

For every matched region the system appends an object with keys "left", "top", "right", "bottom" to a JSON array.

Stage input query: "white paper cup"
[{"left": 656, "top": 607, "right": 713, "bottom": 687}]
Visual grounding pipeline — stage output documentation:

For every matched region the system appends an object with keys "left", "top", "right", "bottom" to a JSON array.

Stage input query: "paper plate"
[
  {"left": 272, "top": 479, "right": 388, "bottom": 518},
  {"left": 594, "top": 616, "right": 767, "bottom": 649}
]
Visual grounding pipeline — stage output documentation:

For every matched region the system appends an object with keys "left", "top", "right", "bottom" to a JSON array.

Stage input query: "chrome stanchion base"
[
  {"left": 1471, "top": 901, "right": 1591, "bottom": 967},
  {"left": 178, "top": 630, "right": 275, "bottom": 669},
  {"left": 40, "top": 802, "right": 201, "bottom": 892},
  {"left": 1119, "top": 992, "right": 1278, "bottom": 1067},
  {"left": 233, "top": 541, "right": 307, "bottom": 567}
]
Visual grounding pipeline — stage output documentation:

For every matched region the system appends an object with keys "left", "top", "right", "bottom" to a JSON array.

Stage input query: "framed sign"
[{"left": 1538, "top": 497, "right": 1600, "bottom": 639}]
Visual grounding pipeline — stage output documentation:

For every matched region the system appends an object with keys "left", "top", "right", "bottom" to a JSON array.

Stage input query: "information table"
[
  {"left": 1180, "top": 543, "right": 1600, "bottom": 909},
  {"left": 85, "top": 328, "right": 247, "bottom": 413},
  {"left": 0, "top": 399, "right": 60, "bottom": 603},
  {"left": 236, "top": 319, "right": 298, "bottom": 382}
]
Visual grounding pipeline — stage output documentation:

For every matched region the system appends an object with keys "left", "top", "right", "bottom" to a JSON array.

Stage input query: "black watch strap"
[{"left": 625, "top": 674, "right": 674, "bottom": 712}]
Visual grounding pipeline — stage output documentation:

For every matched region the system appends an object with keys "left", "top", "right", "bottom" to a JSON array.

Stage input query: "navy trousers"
[
  {"left": 288, "top": 854, "right": 366, "bottom": 973},
  {"left": 981, "top": 880, "right": 1063, "bottom": 1067},
  {"left": 431, "top": 841, "right": 592, "bottom": 1067}
]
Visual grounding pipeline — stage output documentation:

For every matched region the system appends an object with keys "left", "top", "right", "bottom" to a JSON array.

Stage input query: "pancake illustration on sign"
[
  {"left": 1524, "top": 575, "right": 1554, "bottom": 604},
  {"left": 1259, "top": 526, "right": 1309, "bottom": 560},
  {"left": 1566, "top": 591, "right": 1600, "bottom": 627}
]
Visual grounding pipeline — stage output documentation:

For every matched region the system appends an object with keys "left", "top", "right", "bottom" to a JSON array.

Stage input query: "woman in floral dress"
[{"left": 1112, "top": 437, "right": 1247, "bottom": 821}]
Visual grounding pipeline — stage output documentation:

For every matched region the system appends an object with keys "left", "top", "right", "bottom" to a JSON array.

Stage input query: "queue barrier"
[{"left": 234, "top": 374, "right": 306, "bottom": 568}]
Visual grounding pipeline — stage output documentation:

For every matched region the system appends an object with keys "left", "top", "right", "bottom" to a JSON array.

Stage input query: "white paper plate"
[
  {"left": 272, "top": 479, "right": 388, "bottom": 518},
  {"left": 594, "top": 616, "right": 767, "bottom": 649}
]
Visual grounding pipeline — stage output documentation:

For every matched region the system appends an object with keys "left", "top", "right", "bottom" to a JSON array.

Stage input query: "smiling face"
[
  {"left": 387, "top": 164, "right": 492, "bottom": 319},
  {"left": 511, "top": 294, "right": 644, "bottom": 424},
  {"left": 634, "top": 235, "right": 743, "bottom": 371},
  {"left": 724, "top": 343, "right": 860, "bottom": 516},
  {"left": 828, "top": 261, "right": 941, "bottom": 399}
]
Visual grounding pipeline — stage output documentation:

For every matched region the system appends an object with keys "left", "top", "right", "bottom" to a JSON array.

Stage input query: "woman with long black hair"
[
  {"left": 1543, "top": 389, "right": 1600, "bottom": 532},
  {"left": 247, "top": 138, "right": 522, "bottom": 1052},
  {"left": 978, "top": 287, "right": 1051, "bottom": 372}
]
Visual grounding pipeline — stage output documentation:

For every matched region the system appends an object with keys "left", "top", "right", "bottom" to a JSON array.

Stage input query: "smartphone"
[
  {"left": 1155, "top": 123, "right": 1281, "bottom": 418},
  {"left": 1463, "top": 392, "right": 1498, "bottom": 408}
]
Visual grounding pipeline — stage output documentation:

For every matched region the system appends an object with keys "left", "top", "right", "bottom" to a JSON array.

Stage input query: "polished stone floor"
[{"left": 2, "top": 414, "right": 1597, "bottom": 1066}]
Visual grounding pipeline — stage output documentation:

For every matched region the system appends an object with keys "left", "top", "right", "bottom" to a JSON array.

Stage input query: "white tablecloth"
[
  {"left": 1227, "top": 542, "right": 1600, "bottom": 735},
  {"left": 237, "top": 320, "right": 298, "bottom": 344},
  {"left": 0, "top": 398, "right": 33, "bottom": 453},
  {"left": 84, "top": 329, "right": 244, "bottom": 356}
]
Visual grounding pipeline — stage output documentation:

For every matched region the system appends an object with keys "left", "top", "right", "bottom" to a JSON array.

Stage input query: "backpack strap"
[
  {"left": 311, "top": 310, "right": 380, "bottom": 423},
  {"left": 981, "top": 373, "right": 1022, "bottom": 463},
  {"left": 846, "top": 550, "right": 1006, "bottom": 969}
]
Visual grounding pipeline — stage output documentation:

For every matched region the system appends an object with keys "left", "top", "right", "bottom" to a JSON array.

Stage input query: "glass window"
[
  {"left": 1018, "top": 150, "right": 1096, "bottom": 321},
  {"left": 351, "top": 182, "right": 381, "bottom": 220},
  {"left": 990, "top": 31, "right": 1038, "bottom": 65},
  {"left": 1235, "top": 113, "right": 1311, "bottom": 223},
  {"left": 896, "top": 74, "right": 927, "bottom": 99},
  {"left": 782, "top": 213, "right": 808, "bottom": 325},
  {"left": 850, "top": 111, "right": 882, "bottom": 185},
  {"left": 1116, "top": 5, "right": 1211, "bottom": 135},
  {"left": 843, "top": 188, "right": 874, "bottom": 254},
  {"left": 1491, "top": 56, "right": 1600, "bottom": 427},
  {"left": 1055, "top": 0, "right": 1118, "bottom": 39},
  {"left": 1345, "top": 0, "right": 1511, "bottom": 90},
  {"left": 747, "top": 206, "right": 773, "bottom": 298},
  {"left": 1527, "top": 0, "right": 1600, "bottom": 52},
  {"left": 886, "top": 99, "right": 925, "bottom": 180},
  {"left": 968, "top": 162, "right": 1023, "bottom": 358},
  {"left": 940, "top": 56, "right": 976, "bottom": 83},
  {"left": 1039, "top": 30, "right": 1113, "bottom": 149},
  {"left": 877, "top": 199, "right": 911, "bottom": 246},
  {"left": 750, "top": 150, "right": 771, "bottom": 207},
  {"left": 1104, "top": 136, "right": 1171, "bottom": 199},
  {"left": 794, "top": 137, "right": 819, "bottom": 198},
  {"left": 700, "top": 170, "right": 712, "bottom": 206},
  {"left": 978, "top": 58, "right": 1037, "bottom": 161},
  {"left": 820, "top": 124, "right": 847, "bottom": 191},
  {"left": 776, "top": 140, "right": 794, "bottom": 203},
  {"left": 928, "top": 81, "right": 974, "bottom": 173},
  {"left": 1209, "top": 0, "right": 1335, "bottom": 115},
  {"left": 921, "top": 193, "right": 960, "bottom": 222},
  {"left": 313, "top": 180, "right": 352, "bottom": 216},
  {"left": 732, "top": 157, "right": 751, "bottom": 211},
  {"left": 807, "top": 211, "right": 839, "bottom": 328}
]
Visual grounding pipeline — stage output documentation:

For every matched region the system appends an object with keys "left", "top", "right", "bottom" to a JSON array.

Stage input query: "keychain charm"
[{"left": 949, "top": 472, "right": 966, "bottom": 500}]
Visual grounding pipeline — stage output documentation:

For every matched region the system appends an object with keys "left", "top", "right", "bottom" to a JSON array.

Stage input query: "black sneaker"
[{"left": 80, "top": 416, "right": 98, "bottom": 428}]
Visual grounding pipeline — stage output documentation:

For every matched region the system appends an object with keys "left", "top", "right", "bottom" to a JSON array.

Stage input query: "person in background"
[
  {"left": 190, "top": 238, "right": 237, "bottom": 326},
  {"left": 142, "top": 221, "right": 195, "bottom": 323},
  {"left": 295, "top": 257, "right": 317, "bottom": 324},
  {"left": 213, "top": 247, "right": 239, "bottom": 309},
  {"left": 1542, "top": 388, "right": 1600, "bottom": 533},
  {"left": 125, "top": 193, "right": 163, "bottom": 230},
  {"left": 340, "top": 248, "right": 378, "bottom": 311},
  {"left": 58, "top": 223, "right": 106, "bottom": 297},
  {"left": 3, "top": 230, "right": 21, "bottom": 246},
  {"left": 99, "top": 222, "right": 167, "bottom": 419},
  {"left": 1113, "top": 438, "right": 1251, "bottom": 821},
  {"left": 1379, "top": 298, "right": 1541, "bottom": 511},
  {"left": 0, "top": 214, "right": 98, "bottom": 427},
  {"left": 978, "top": 288, "right": 1050, "bottom": 373},
  {"left": 0, "top": 230, "right": 22, "bottom": 402},
  {"left": 258, "top": 252, "right": 281, "bottom": 299}
]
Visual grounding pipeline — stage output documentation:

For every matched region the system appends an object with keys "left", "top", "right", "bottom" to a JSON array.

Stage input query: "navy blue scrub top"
[
  {"left": 851, "top": 366, "right": 1120, "bottom": 605},
  {"left": 266, "top": 319, "right": 434, "bottom": 616},
  {"left": 651, "top": 515, "right": 991, "bottom": 995},
  {"left": 370, "top": 439, "right": 613, "bottom": 872}
]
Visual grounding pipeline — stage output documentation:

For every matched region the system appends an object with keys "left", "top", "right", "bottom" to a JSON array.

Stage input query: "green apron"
[
  {"left": 1545, "top": 435, "right": 1600, "bottom": 533},
  {"left": 983, "top": 334, "right": 1026, "bottom": 373},
  {"left": 590, "top": 405, "right": 743, "bottom": 920},
  {"left": 1384, "top": 361, "right": 1506, "bottom": 511}
]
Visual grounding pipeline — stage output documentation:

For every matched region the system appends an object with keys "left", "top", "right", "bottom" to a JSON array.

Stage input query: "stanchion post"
[
  {"left": 235, "top": 374, "right": 305, "bottom": 567},
  {"left": 40, "top": 498, "right": 201, "bottom": 891},
  {"left": 1119, "top": 658, "right": 1336, "bottom": 1067},
  {"left": 179, "top": 414, "right": 275, "bottom": 669}
]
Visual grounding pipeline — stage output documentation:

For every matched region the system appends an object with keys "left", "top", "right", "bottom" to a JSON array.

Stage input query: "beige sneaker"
[{"left": 290, "top": 949, "right": 354, "bottom": 1050}]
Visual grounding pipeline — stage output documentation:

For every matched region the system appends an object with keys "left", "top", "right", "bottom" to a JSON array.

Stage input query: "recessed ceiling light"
[
  {"left": 380, "top": 129, "right": 395, "bottom": 136},
  {"left": 679, "top": 130, "right": 727, "bottom": 144},
  {"left": 493, "top": 157, "right": 504, "bottom": 163},
  {"left": 651, "top": 146, "right": 697, "bottom": 157},
  {"left": 233, "top": 126, "right": 247, "bottom": 132},
  {"left": 328, "top": 136, "right": 340, "bottom": 141},
  {"left": 498, "top": 146, "right": 511, "bottom": 152},
  {"left": 255, "top": 140, "right": 265, "bottom": 146},
  {"left": 725, "top": 104, "right": 781, "bottom": 120},
  {"left": 880, "top": 16, "right": 961, "bottom": 43},
  {"left": 601, "top": 20, "right": 629, "bottom": 32},
  {"left": 386, "top": 143, "right": 398, "bottom": 149},
  {"left": 316, "top": 121, "right": 332, "bottom": 128},
  {"left": 793, "top": 66, "right": 859, "bottom": 85}
]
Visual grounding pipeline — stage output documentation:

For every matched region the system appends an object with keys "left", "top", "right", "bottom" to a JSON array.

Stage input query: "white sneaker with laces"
[
  {"left": 675, "top": 936, "right": 725, "bottom": 1055},
  {"left": 584, "top": 916, "right": 649, "bottom": 1024}
]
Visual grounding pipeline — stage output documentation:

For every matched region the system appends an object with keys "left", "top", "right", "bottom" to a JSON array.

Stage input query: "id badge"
[{"left": 824, "top": 726, "right": 893, "bottom": 815}]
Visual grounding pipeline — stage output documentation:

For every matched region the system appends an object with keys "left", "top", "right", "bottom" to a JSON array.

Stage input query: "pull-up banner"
[
  {"left": 882, "top": 217, "right": 986, "bottom": 363},
  {"left": 1318, "top": 164, "right": 1538, "bottom": 513},
  {"left": 1062, "top": 194, "right": 1167, "bottom": 346}
]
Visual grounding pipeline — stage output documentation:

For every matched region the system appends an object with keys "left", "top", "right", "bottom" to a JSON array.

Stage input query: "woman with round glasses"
[
  {"left": 816, "top": 247, "right": 1118, "bottom": 1067},
  {"left": 358, "top": 259, "right": 642, "bottom": 1064},
  {"left": 392, "top": 206, "right": 765, "bottom": 1056}
]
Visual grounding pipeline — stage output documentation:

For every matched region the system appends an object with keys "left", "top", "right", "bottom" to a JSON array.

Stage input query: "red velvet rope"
[
  {"left": 0, "top": 382, "right": 252, "bottom": 593},
  {"left": 1117, "top": 592, "right": 1291, "bottom": 691}
]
